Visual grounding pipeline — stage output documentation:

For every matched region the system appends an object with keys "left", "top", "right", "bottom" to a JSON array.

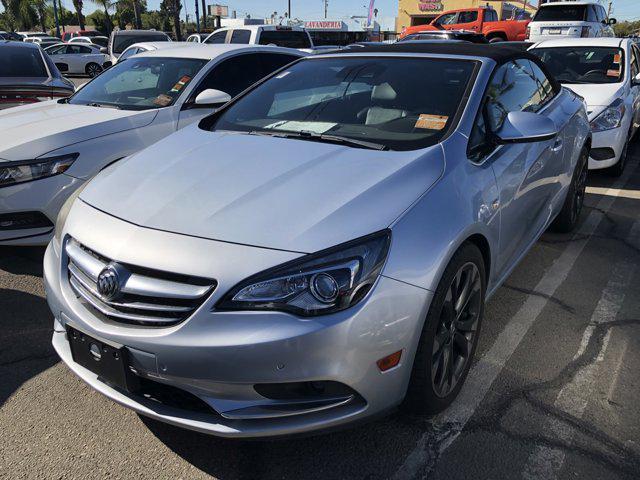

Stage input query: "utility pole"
[
  {"left": 202, "top": 0, "right": 207, "bottom": 29},
  {"left": 53, "top": 0, "right": 60, "bottom": 37},
  {"left": 288, "top": 0, "right": 291, "bottom": 23},
  {"left": 324, "top": 0, "right": 328, "bottom": 19},
  {"left": 195, "top": 0, "right": 200, "bottom": 32}
]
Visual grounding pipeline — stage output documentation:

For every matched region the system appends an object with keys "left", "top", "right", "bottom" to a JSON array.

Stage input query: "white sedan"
[
  {"left": 44, "top": 43, "right": 110, "bottom": 77},
  {"left": 0, "top": 44, "right": 306, "bottom": 246},
  {"left": 530, "top": 37, "right": 640, "bottom": 176},
  {"left": 116, "top": 41, "right": 186, "bottom": 64}
]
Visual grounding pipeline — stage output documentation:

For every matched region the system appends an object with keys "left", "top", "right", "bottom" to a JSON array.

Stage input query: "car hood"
[
  {"left": 0, "top": 101, "right": 158, "bottom": 161},
  {"left": 562, "top": 82, "right": 624, "bottom": 119},
  {"left": 80, "top": 127, "right": 444, "bottom": 253}
]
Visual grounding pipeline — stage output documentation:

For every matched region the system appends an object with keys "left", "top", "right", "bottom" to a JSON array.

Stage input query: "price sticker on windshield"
[
  {"left": 171, "top": 75, "right": 192, "bottom": 93},
  {"left": 415, "top": 114, "right": 448, "bottom": 130}
]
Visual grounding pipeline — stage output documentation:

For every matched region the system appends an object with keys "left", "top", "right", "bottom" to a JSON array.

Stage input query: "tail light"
[{"left": 580, "top": 26, "right": 591, "bottom": 37}]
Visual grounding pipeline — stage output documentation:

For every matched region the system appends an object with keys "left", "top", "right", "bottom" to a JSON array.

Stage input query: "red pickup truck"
[{"left": 400, "top": 7, "right": 530, "bottom": 42}]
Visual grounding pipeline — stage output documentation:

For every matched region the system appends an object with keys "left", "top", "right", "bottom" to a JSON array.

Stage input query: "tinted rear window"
[
  {"left": 258, "top": 30, "right": 311, "bottom": 48},
  {"left": 0, "top": 47, "right": 47, "bottom": 77},
  {"left": 113, "top": 33, "right": 169, "bottom": 53},
  {"left": 533, "top": 5, "right": 587, "bottom": 22}
]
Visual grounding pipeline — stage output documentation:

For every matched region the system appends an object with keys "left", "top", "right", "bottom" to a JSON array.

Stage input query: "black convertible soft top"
[{"left": 335, "top": 42, "right": 561, "bottom": 92}]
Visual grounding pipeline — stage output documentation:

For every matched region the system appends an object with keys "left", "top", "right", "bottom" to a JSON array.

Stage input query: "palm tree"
[
  {"left": 72, "top": 0, "right": 85, "bottom": 29},
  {"left": 91, "top": 0, "right": 113, "bottom": 34},
  {"left": 33, "top": 0, "right": 48, "bottom": 33}
]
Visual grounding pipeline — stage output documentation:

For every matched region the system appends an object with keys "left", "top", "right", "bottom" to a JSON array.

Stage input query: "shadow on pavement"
[
  {"left": 141, "top": 411, "right": 428, "bottom": 479},
  {"left": 0, "top": 288, "right": 57, "bottom": 407},
  {"left": 0, "top": 246, "right": 47, "bottom": 277}
]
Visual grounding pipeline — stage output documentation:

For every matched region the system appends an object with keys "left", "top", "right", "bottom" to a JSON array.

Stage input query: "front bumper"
[
  {"left": 44, "top": 205, "right": 432, "bottom": 438},
  {"left": 0, "top": 173, "right": 82, "bottom": 246},
  {"left": 588, "top": 125, "right": 626, "bottom": 170}
]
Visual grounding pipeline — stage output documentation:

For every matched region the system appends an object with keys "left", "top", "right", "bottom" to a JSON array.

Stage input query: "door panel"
[{"left": 478, "top": 60, "right": 565, "bottom": 279}]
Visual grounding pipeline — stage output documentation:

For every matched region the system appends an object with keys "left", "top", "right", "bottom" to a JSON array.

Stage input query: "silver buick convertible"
[{"left": 45, "top": 43, "right": 591, "bottom": 437}]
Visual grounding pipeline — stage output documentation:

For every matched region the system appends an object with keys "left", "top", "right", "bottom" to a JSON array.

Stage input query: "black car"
[
  {"left": 399, "top": 30, "right": 488, "bottom": 44},
  {"left": 0, "top": 41, "right": 75, "bottom": 109}
]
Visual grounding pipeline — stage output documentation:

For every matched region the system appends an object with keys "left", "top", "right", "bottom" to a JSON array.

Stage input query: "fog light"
[{"left": 377, "top": 350, "right": 402, "bottom": 372}]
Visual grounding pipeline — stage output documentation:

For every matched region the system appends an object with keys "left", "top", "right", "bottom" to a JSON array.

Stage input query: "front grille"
[{"left": 65, "top": 238, "right": 216, "bottom": 327}]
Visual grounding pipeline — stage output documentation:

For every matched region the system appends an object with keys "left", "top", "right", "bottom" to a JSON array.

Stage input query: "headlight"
[
  {"left": 590, "top": 99, "right": 625, "bottom": 132},
  {"left": 217, "top": 230, "right": 391, "bottom": 316},
  {"left": 54, "top": 181, "right": 88, "bottom": 246},
  {"left": 0, "top": 153, "right": 78, "bottom": 188}
]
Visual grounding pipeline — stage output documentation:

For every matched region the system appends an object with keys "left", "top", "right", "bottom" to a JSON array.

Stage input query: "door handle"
[{"left": 550, "top": 137, "right": 563, "bottom": 152}]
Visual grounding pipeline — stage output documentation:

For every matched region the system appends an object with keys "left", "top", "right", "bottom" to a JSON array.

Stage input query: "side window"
[
  {"left": 587, "top": 6, "right": 598, "bottom": 22},
  {"left": 458, "top": 11, "right": 478, "bottom": 24},
  {"left": 48, "top": 45, "right": 65, "bottom": 55},
  {"left": 467, "top": 105, "right": 490, "bottom": 163},
  {"left": 630, "top": 46, "right": 639, "bottom": 78},
  {"left": 485, "top": 60, "right": 545, "bottom": 132},
  {"left": 528, "top": 60, "right": 556, "bottom": 106},
  {"left": 191, "top": 54, "right": 265, "bottom": 99},
  {"left": 66, "top": 45, "right": 83, "bottom": 54},
  {"left": 79, "top": 46, "right": 93, "bottom": 54},
  {"left": 434, "top": 13, "right": 458, "bottom": 26},
  {"left": 599, "top": 6, "right": 607, "bottom": 23},
  {"left": 119, "top": 47, "right": 139, "bottom": 61},
  {"left": 230, "top": 30, "right": 251, "bottom": 44},
  {"left": 205, "top": 31, "right": 228, "bottom": 44}
]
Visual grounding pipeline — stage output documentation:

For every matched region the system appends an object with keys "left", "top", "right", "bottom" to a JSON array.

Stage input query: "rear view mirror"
[
  {"left": 194, "top": 88, "right": 232, "bottom": 107},
  {"left": 495, "top": 111, "right": 558, "bottom": 144}
]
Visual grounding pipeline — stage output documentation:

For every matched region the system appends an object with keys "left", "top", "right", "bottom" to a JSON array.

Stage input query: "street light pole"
[
  {"left": 52, "top": 0, "right": 61, "bottom": 37},
  {"left": 195, "top": 0, "right": 200, "bottom": 32},
  {"left": 288, "top": 0, "right": 291, "bottom": 23},
  {"left": 324, "top": 0, "right": 328, "bottom": 19}
]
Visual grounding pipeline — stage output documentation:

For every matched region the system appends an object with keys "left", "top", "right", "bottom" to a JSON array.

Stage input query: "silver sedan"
[{"left": 44, "top": 43, "right": 591, "bottom": 437}]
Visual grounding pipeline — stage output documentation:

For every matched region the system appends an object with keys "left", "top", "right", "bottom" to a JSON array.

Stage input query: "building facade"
[{"left": 397, "top": 0, "right": 538, "bottom": 32}]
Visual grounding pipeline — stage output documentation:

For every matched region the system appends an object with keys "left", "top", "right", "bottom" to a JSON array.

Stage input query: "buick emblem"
[{"left": 97, "top": 265, "right": 120, "bottom": 300}]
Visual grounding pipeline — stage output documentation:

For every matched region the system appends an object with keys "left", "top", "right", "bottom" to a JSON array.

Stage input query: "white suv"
[{"left": 527, "top": 1, "right": 615, "bottom": 42}]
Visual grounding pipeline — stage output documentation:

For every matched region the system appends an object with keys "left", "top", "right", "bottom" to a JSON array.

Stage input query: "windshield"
[
  {"left": 113, "top": 33, "right": 169, "bottom": 54},
  {"left": 530, "top": 47, "right": 624, "bottom": 84},
  {"left": 211, "top": 57, "right": 476, "bottom": 151},
  {"left": 533, "top": 5, "right": 587, "bottom": 22},
  {"left": 0, "top": 46, "right": 47, "bottom": 77},
  {"left": 68, "top": 57, "right": 206, "bottom": 110}
]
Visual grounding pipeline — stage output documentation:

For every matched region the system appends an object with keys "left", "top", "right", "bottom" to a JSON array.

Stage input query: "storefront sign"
[
  {"left": 304, "top": 21, "right": 345, "bottom": 30},
  {"left": 418, "top": 1, "right": 443, "bottom": 12}
]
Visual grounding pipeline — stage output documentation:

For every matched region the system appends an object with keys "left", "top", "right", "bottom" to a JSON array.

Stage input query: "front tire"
[
  {"left": 402, "top": 243, "right": 486, "bottom": 415},
  {"left": 550, "top": 145, "right": 588, "bottom": 233}
]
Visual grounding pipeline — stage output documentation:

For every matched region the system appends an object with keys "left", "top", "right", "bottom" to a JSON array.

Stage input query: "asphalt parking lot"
[{"left": 1, "top": 143, "right": 639, "bottom": 479}]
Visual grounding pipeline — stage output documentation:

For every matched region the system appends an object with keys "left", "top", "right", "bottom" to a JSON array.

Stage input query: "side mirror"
[
  {"left": 608, "top": 18, "right": 617, "bottom": 25},
  {"left": 632, "top": 73, "right": 640, "bottom": 87},
  {"left": 100, "top": 47, "right": 108, "bottom": 54},
  {"left": 495, "top": 111, "right": 558, "bottom": 144},
  {"left": 194, "top": 88, "right": 231, "bottom": 107}
]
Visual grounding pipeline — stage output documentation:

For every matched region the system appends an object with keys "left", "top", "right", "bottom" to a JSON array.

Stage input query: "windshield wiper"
[
  {"left": 85, "top": 102, "right": 121, "bottom": 109},
  {"left": 249, "top": 130, "right": 388, "bottom": 151}
]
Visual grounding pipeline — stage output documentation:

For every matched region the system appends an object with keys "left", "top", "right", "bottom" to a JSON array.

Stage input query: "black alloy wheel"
[{"left": 431, "top": 262, "right": 482, "bottom": 398}]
